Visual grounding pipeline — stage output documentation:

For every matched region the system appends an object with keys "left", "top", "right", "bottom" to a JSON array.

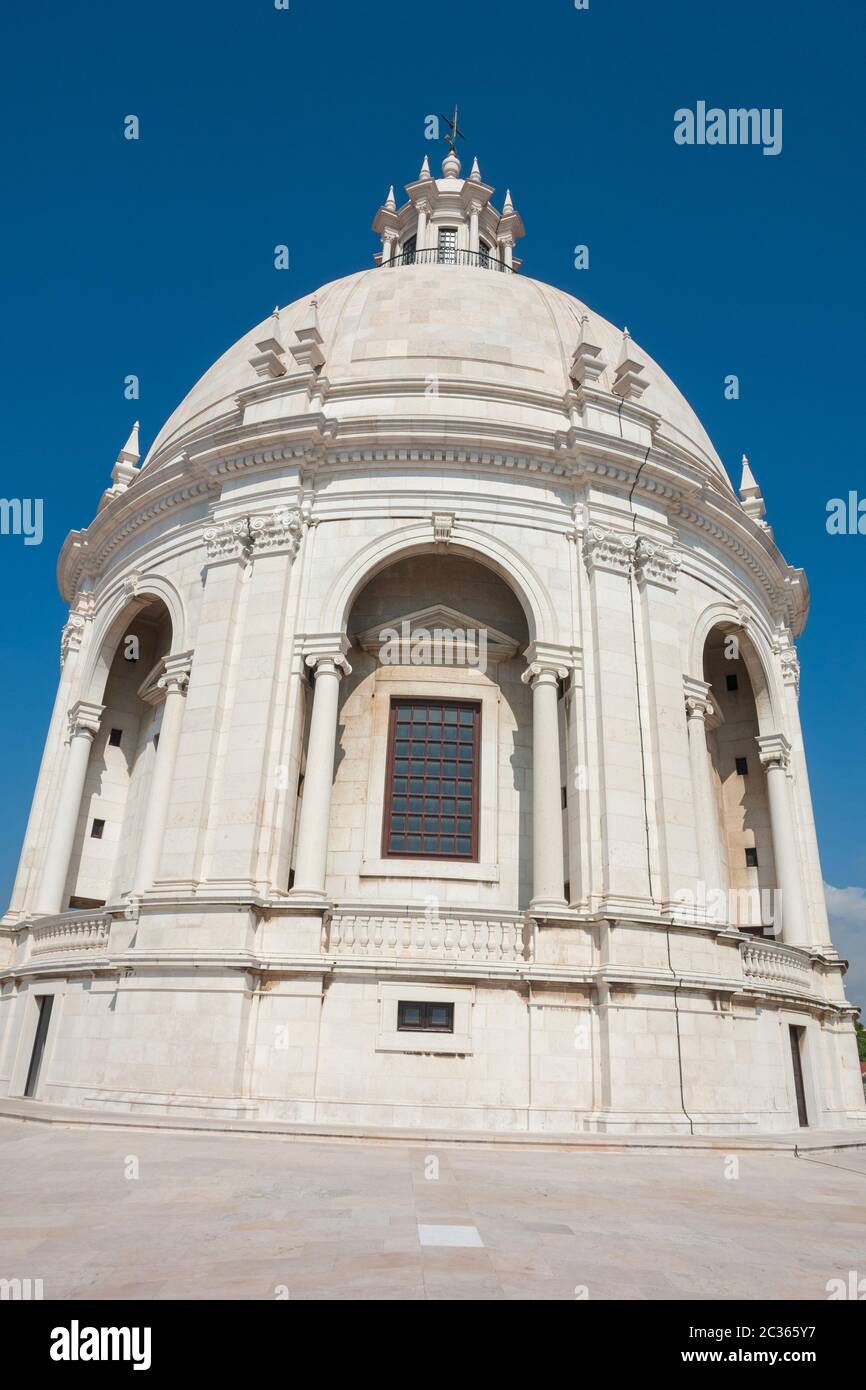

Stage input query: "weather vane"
[{"left": 439, "top": 105, "right": 465, "bottom": 155}]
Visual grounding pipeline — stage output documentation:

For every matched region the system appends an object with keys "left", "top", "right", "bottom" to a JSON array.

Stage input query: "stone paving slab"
[{"left": 1, "top": 1117, "right": 865, "bottom": 1300}]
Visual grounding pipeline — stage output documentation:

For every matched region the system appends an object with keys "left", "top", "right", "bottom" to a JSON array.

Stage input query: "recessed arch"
[
  {"left": 687, "top": 600, "right": 782, "bottom": 732},
  {"left": 80, "top": 574, "right": 187, "bottom": 706},
  {"left": 316, "top": 521, "right": 558, "bottom": 647}
]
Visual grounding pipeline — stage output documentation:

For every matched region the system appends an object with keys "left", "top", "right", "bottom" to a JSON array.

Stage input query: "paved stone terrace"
[{"left": 1, "top": 1117, "right": 865, "bottom": 1299}]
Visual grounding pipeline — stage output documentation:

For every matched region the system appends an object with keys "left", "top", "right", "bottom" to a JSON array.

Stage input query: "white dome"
[{"left": 144, "top": 265, "right": 730, "bottom": 488}]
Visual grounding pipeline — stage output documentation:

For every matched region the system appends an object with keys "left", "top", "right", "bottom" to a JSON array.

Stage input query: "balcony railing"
[
  {"left": 324, "top": 910, "right": 531, "bottom": 962},
  {"left": 381, "top": 248, "right": 513, "bottom": 273},
  {"left": 741, "top": 939, "right": 812, "bottom": 992}
]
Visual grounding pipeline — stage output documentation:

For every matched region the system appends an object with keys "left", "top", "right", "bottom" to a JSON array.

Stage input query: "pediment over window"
[
  {"left": 136, "top": 656, "right": 169, "bottom": 706},
  {"left": 355, "top": 605, "right": 520, "bottom": 666}
]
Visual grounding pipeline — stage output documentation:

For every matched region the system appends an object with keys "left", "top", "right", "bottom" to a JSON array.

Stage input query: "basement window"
[
  {"left": 745, "top": 847, "right": 759, "bottom": 868},
  {"left": 397, "top": 1000, "right": 454, "bottom": 1033},
  {"left": 90, "top": 819, "right": 105, "bottom": 839},
  {"left": 735, "top": 756, "right": 749, "bottom": 776}
]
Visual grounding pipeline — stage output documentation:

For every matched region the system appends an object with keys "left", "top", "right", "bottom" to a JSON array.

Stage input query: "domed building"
[{"left": 1, "top": 146, "right": 863, "bottom": 1136}]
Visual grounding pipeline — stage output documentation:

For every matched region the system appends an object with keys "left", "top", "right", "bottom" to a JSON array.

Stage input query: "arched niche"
[{"left": 63, "top": 597, "right": 174, "bottom": 908}]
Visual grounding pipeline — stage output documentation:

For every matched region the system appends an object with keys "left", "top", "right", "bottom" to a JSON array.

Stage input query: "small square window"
[
  {"left": 108, "top": 727, "right": 123, "bottom": 747},
  {"left": 735, "top": 756, "right": 749, "bottom": 776},
  {"left": 726, "top": 673, "right": 739, "bottom": 692},
  {"left": 745, "top": 847, "right": 759, "bottom": 868},
  {"left": 91, "top": 819, "right": 105, "bottom": 840},
  {"left": 397, "top": 1000, "right": 454, "bottom": 1033}
]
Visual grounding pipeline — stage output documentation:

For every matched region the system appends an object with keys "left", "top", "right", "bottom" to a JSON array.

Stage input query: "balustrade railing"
[
  {"left": 381, "top": 248, "right": 512, "bottom": 273},
  {"left": 324, "top": 911, "right": 531, "bottom": 962},
  {"left": 741, "top": 939, "right": 812, "bottom": 991},
  {"left": 30, "top": 913, "right": 111, "bottom": 956}
]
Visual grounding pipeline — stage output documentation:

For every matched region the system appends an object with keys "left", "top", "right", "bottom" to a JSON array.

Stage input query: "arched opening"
[
  {"left": 702, "top": 625, "right": 776, "bottom": 932},
  {"left": 63, "top": 598, "right": 173, "bottom": 908},
  {"left": 301, "top": 550, "right": 542, "bottom": 908}
]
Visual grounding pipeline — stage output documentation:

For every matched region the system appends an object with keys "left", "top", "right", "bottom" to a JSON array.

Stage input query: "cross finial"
[{"left": 439, "top": 104, "right": 465, "bottom": 155}]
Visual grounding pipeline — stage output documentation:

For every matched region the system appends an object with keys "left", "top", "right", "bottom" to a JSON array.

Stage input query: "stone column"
[
  {"left": 289, "top": 645, "right": 352, "bottom": 904},
  {"left": 757, "top": 733, "right": 809, "bottom": 948},
  {"left": 522, "top": 653, "right": 569, "bottom": 913},
  {"left": 35, "top": 700, "right": 104, "bottom": 916},
  {"left": 468, "top": 201, "right": 480, "bottom": 255},
  {"left": 500, "top": 234, "right": 514, "bottom": 269},
  {"left": 381, "top": 233, "right": 395, "bottom": 266},
  {"left": 415, "top": 201, "right": 429, "bottom": 252},
  {"left": 683, "top": 678, "right": 727, "bottom": 915},
  {"left": 131, "top": 653, "right": 191, "bottom": 896}
]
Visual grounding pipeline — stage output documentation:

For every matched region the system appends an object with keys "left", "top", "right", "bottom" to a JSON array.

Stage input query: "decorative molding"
[
  {"left": 432, "top": 511, "right": 454, "bottom": 546},
  {"left": 60, "top": 613, "right": 87, "bottom": 665},
  {"left": 582, "top": 525, "right": 637, "bottom": 578},
  {"left": 356, "top": 605, "right": 519, "bottom": 665},
  {"left": 773, "top": 625, "right": 801, "bottom": 694},
  {"left": 634, "top": 537, "right": 682, "bottom": 590},
  {"left": 203, "top": 507, "right": 303, "bottom": 562}
]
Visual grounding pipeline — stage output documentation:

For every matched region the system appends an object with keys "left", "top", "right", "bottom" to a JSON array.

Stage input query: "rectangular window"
[
  {"left": 745, "top": 847, "right": 759, "bottom": 868},
  {"left": 382, "top": 698, "right": 480, "bottom": 860},
  {"left": 735, "top": 756, "right": 749, "bottom": 776},
  {"left": 90, "top": 818, "right": 105, "bottom": 840},
  {"left": 397, "top": 1000, "right": 455, "bottom": 1033},
  {"left": 726, "top": 673, "right": 739, "bottom": 692},
  {"left": 478, "top": 239, "right": 490, "bottom": 267},
  {"left": 402, "top": 235, "right": 416, "bottom": 264},
  {"left": 108, "top": 727, "right": 123, "bottom": 747},
  {"left": 437, "top": 227, "right": 457, "bottom": 264}
]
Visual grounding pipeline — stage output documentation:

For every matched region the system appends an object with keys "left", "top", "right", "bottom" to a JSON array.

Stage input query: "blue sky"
[{"left": 1, "top": 0, "right": 864, "bottom": 994}]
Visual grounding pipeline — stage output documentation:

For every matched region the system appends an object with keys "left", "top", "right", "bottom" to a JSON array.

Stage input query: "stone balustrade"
[
  {"left": 324, "top": 911, "right": 532, "bottom": 963},
  {"left": 741, "top": 938, "right": 813, "bottom": 992},
  {"left": 30, "top": 914, "right": 111, "bottom": 956}
]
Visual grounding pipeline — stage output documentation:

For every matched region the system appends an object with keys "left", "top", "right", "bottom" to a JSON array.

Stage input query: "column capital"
[
  {"left": 521, "top": 642, "right": 571, "bottom": 686},
  {"left": 583, "top": 525, "right": 638, "bottom": 578},
  {"left": 302, "top": 632, "right": 352, "bottom": 679},
  {"left": 67, "top": 700, "right": 103, "bottom": 742},
  {"left": 756, "top": 732, "right": 792, "bottom": 771},
  {"left": 634, "top": 536, "right": 682, "bottom": 591},
  {"left": 683, "top": 675, "right": 714, "bottom": 723},
  {"left": 157, "top": 650, "right": 194, "bottom": 696}
]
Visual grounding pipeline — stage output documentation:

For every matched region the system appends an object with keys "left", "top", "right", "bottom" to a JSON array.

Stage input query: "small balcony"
[{"left": 381, "top": 247, "right": 513, "bottom": 273}]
